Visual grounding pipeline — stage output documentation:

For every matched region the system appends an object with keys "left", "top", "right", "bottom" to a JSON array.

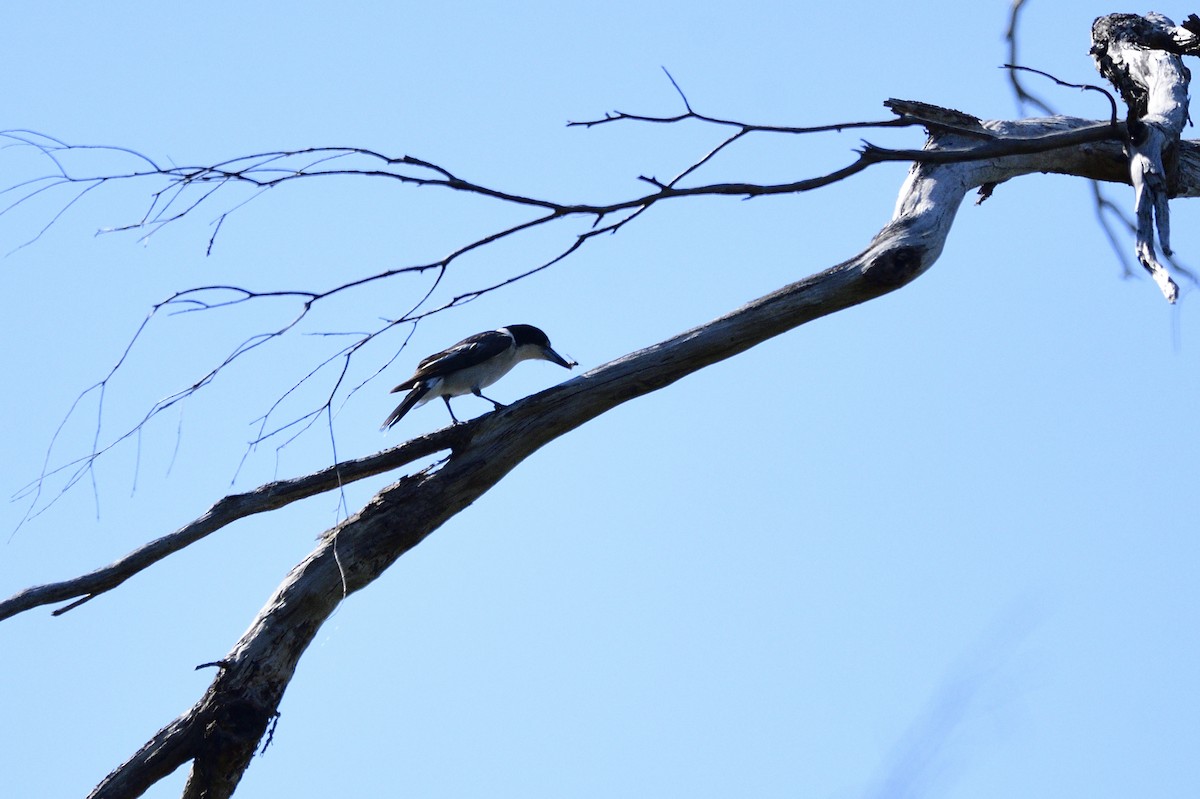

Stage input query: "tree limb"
[
  {"left": 9, "top": 16, "right": 1200, "bottom": 790},
  {"left": 8, "top": 114, "right": 1192, "bottom": 628},
  {"left": 78, "top": 110, "right": 1175, "bottom": 797},
  {"left": 1092, "top": 13, "right": 1193, "bottom": 301},
  {"left": 0, "top": 425, "right": 467, "bottom": 620}
]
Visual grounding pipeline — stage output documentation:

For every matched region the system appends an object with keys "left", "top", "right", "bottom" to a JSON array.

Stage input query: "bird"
[{"left": 381, "top": 324, "right": 576, "bottom": 429}]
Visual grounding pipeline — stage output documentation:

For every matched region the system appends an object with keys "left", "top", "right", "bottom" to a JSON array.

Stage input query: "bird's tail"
[{"left": 381, "top": 385, "right": 429, "bottom": 430}]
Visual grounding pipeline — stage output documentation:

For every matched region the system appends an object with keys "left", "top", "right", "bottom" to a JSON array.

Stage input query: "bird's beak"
[{"left": 541, "top": 346, "right": 576, "bottom": 369}]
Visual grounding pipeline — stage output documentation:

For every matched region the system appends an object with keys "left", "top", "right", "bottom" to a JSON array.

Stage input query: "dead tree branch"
[
  {"left": 1005, "top": 6, "right": 1199, "bottom": 299},
  {"left": 0, "top": 425, "right": 467, "bottom": 621},
  {"left": 1005, "top": 0, "right": 1055, "bottom": 116},
  {"left": 8, "top": 99, "right": 1200, "bottom": 622},
  {"left": 1091, "top": 13, "right": 1195, "bottom": 302},
  {"left": 76, "top": 106, "right": 1181, "bottom": 798},
  {"left": 6, "top": 17, "right": 1200, "bottom": 791}
]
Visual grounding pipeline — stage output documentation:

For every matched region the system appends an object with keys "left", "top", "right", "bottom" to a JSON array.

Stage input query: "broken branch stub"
[{"left": 1091, "top": 12, "right": 1194, "bottom": 302}]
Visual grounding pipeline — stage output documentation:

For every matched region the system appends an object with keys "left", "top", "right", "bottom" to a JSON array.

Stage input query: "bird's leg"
[
  {"left": 473, "top": 388, "right": 507, "bottom": 411},
  {"left": 442, "top": 396, "right": 463, "bottom": 425}
]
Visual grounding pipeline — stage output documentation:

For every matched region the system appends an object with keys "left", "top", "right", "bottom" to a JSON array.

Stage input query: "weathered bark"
[{"left": 1091, "top": 12, "right": 1197, "bottom": 300}]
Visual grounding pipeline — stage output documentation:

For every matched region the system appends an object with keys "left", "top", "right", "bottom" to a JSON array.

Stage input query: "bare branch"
[
  {"left": 1005, "top": 8, "right": 1198, "bottom": 300},
  {"left": 568, "top": 104, "right": 915, "bottom": 137},
  {"left": 1005, "top": 0, "right": 1055, "bottom": 116},
  {"left": 0, "top": 425, "right": 468, "bottom": 621},
  {"left": 1002, "top": 64, "right": 1120, "bottom": 126},
  {"left": 1089, "top": 180, "right": 1199, "bottom": 285},
  {"left": 1092, "top": 13, "right": 1193, "bottom": 302},
  {"left": 5, "top": 103, "right": 1163, "bottom": 609},
  {"left": 81, "top": 112, "right": 1156, "bottom": 794}
]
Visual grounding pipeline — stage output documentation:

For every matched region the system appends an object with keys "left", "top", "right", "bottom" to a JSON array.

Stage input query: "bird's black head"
[
  {"left": 504, "top": 324, "right": 552, "bottom": 348},
  {"left": 503, "top": 324, "right": 576, "bottom": 369}
]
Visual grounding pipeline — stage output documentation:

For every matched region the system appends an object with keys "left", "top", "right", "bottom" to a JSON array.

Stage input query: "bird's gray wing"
[{"left": 391, "top": 330, "right": 512, "bottom": 392}]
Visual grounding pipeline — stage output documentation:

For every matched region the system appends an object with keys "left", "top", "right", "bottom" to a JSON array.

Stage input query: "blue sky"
[{"left": 1, "top": 2, "right": 1197, "bottom": 797}]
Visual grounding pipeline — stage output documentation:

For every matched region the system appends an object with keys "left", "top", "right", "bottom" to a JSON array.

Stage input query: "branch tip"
[{"left": 661, "top": 66, "right": 693, "bottom": 112}]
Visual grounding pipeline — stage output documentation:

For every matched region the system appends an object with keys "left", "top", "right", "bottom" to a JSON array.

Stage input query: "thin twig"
[{"left": 0, "top": 425, "right": 471, "bottom": 620}]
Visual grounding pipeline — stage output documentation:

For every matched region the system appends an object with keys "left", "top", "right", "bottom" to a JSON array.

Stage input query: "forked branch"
[{"left": 83, "top": 107, "right": 1175, "bottom": 799}]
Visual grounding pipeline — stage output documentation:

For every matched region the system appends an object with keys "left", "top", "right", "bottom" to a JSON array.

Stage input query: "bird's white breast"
[{"left": 425, "top": 346, "right": 520, "bottom": 400}]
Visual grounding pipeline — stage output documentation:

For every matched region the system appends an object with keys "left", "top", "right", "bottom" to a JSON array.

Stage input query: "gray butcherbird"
[{"left": 381, "top": 324, "right": 576, "bottom": 429}]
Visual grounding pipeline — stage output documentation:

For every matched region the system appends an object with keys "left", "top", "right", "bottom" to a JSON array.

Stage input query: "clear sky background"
[{"left": 1, "top": 2, "right": 1197, "bottom": 797}]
